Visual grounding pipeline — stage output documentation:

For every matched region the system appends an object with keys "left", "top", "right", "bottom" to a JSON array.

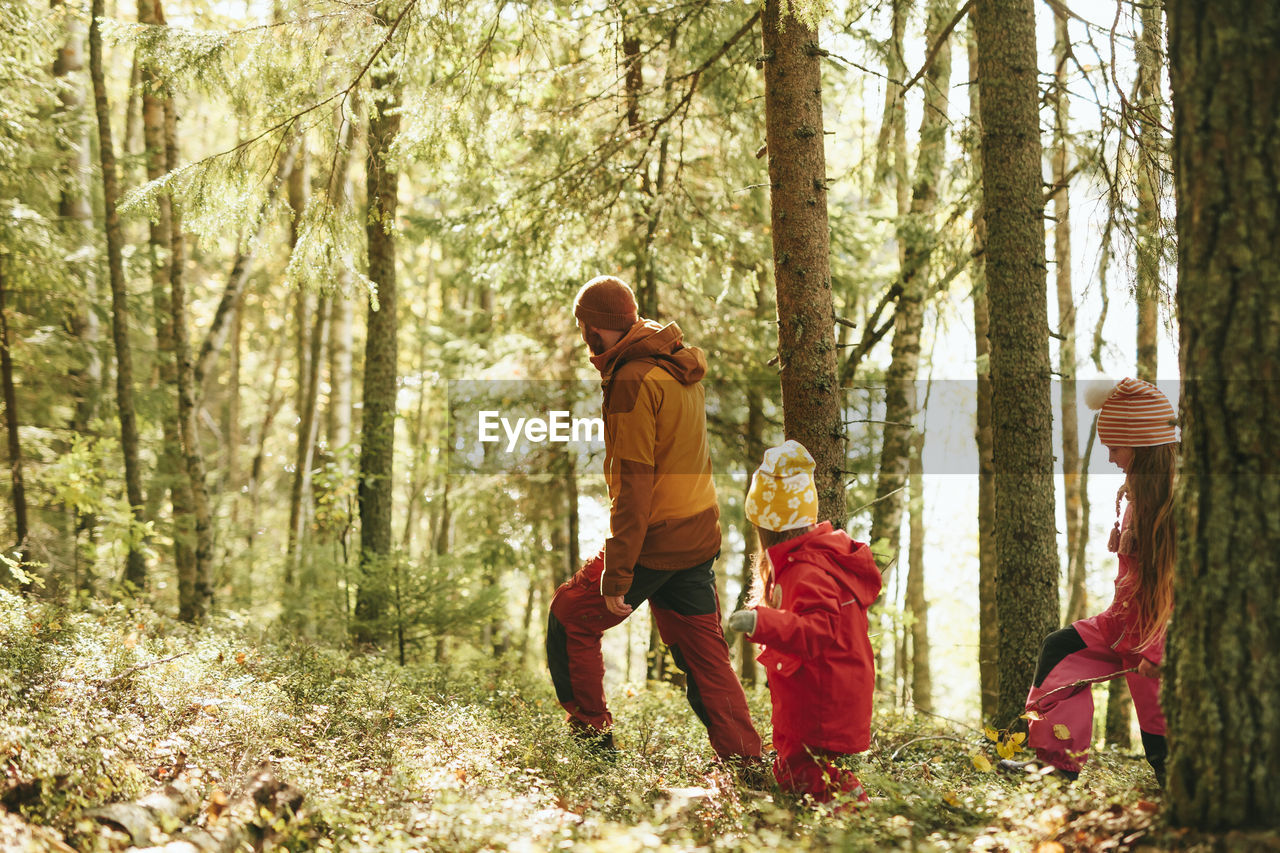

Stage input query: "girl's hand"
[
  {"left": 1137, "top": 658, "right": 1162, "bottom": 679},
  {"left": 728, "top": 609, "right": 758, "bottom": 635}
]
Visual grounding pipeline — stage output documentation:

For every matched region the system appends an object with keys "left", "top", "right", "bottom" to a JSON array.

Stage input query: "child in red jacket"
[{"left": 729, "top": 440, "right": 882, "bottom": 805}]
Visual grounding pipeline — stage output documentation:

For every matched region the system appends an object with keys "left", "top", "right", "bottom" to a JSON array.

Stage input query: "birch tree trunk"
[{"left": 762, "top": 0, "right": 844, "bottom": 526}]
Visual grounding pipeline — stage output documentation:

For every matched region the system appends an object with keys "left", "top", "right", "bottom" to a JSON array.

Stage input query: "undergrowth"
[{"left": 1, "top": 589, "right": 1257, "bottom": 852}]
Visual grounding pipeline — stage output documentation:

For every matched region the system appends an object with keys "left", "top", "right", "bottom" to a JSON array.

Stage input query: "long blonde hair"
[
  {"left": 1121, "top": 443, "right": 1178, "bottom": 651},
  {"left": 747, "top": 525, "right": 811, "bottom": 608}
]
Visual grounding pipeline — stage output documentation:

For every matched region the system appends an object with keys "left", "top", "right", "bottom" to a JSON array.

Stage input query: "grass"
[{"left": 0, "top": 589, "right": 1261, "bottom": 852}]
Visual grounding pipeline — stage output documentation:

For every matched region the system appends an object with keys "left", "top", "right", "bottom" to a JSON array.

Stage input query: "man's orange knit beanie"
[{"left": 573, "top": 276, "right": 639, "bottom": 331}]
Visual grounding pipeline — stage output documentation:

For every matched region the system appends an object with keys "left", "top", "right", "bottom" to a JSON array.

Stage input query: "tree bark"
[
  {"left": 974, "top": 0, "right": 1061, "bottom": 729},
  {"left": 1052, "top": 5, "right": 1086, "bottom": 629},
  {"left": 762, "top": 0, "right": 844, "bottom": 526},
  {"left": 1135, "top": 0, "right": 1163, "bottom": 382},
  {"left": 0, "top": 262, "right": 29, "bottom": 565},
  {"left": 138, "top": 0, "right": 196, "bottom": 612},
  {"left": 286, "top": 298, "right": 328, "bottom": 586},
  {"left": 906, "top": 430, "right": 931, "bottom": 712},
  {"left": 353, "top": 27, "right": 402, "bottom": 645},
  {"left": 89, "top": 0, "right": 148, "bottom": 587},
  {"left": 165, "top": 95, "right": 214, "bottom": 621},
  {"left": 967, "top": 23, "right": 999, "bottom": 726},
  {"left": 1166, "top": 0, "right": 1280, "bottom": 829}
]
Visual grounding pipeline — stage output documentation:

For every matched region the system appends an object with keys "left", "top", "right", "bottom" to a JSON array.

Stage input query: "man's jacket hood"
[
  {"left": 590, "top": 319, "right": 706, "bottom": 386},
  {"left": 766, "top": 522, "right": 883, "bottom": 607}
]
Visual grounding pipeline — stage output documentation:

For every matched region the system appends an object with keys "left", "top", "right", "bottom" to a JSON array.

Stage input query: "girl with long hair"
[{"left": 1001, "top": 377, "right": 1178, "bottom": 786}]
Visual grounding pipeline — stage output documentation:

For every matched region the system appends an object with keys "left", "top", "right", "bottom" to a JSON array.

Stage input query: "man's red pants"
[{"left": 546, "top": 553, "right": 762, "bottom": 759}]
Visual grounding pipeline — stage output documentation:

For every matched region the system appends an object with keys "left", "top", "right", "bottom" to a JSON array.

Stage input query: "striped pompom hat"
[{"left": 1085, "top": 377, "right": 1178, "bottom": 447}]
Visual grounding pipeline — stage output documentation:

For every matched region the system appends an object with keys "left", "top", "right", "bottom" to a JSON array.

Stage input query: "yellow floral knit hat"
[{"left": 745, "top": 440, "right": 820, "bottom": 533}]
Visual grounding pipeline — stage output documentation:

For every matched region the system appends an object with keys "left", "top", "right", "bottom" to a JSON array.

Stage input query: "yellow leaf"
[
  {"left": 1023, "top": 710, "right": 1043, "bottom": 722},
  {"left": 983, "top": 726, "right": 999, "bottom": 742},
  {"left": 1011, "top": 732, "right": 1027, "bottom": 746},
  {"left": 996, "top": 740, "right": 1015, "bottom": 759},
  {"left": 1053, "top": 724, "right": 1071, "bottom": 741},
  {"left": 972, "top": 753, "right": 993, "bottom": 772}
]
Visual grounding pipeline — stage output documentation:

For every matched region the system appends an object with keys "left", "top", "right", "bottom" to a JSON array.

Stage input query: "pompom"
[{"left": 1084, "top": 380, "right": 1120, "bottom": 411}]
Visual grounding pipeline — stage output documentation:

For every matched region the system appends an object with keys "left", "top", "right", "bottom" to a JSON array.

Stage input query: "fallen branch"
[
  {"left": 890, "top": 735, "right": 973, "bottom": 762},
  {"left": 1029, "top": 667, "right": 1138, "bottom": 712},
  {"left": 96, "top": 652, "right": 193, "bottom": 688}
]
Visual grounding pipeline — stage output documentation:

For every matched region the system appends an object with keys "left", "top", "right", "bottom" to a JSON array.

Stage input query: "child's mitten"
[{"left": 728, "top": 609, "right": 757, "bottom": 635}]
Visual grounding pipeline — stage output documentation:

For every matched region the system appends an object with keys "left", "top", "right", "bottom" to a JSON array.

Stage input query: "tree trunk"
[
  {"left": 869, "top": 0, "right": 952, "bottom": 584},
  {"left": 967, "top": 24, "right": 999, "bottom": 726},
  {"left": 0, "top": 262, "right": 29, "bottom": 565},
  {"left": 1105, "top": 678, "right": 1133, "bottom": 748},
  {"left": 1052, "top": 5, "right": 1085, "bottom": 630},
  {"left": 762, "top": 0, "right": 843, "bottom": 526},
  {"left": 89, "top": 0, "right": 148, "bottom": 587},
  {"left": 1166, "top": 0, "right": 1280, "bottom": 828},
  {"left": 737, "top": 380, "right": 765, "bottom": 686},
  {"left": 53, "top": 4, "right": 103, "bottom": 589},
  {"left": 290, "top": 144, "right": 310, "bottom": 421},
  {"left": 138, "top": 0, "right": 196, "bottom": 612},
  {"left": 974, "top": 0, "right": 1061, "bottom": 729},
  {"left": 285, "top": 298, "right": 328, "bottom": 585},
  {"left": 906, "top": 430, "right": 931, "bottom": 712},
  {"left": 353, "top": 32, "right": 402, "bottom": 645},
  {"left": 165, "top": 96, "right": 214, "bottom": 621},
  {"left": 1135, "top": 0, "right": 1163, "bottom": 383}
]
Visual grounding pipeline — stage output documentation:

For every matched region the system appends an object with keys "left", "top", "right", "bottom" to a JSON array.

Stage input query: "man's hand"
[
  {"left": 604, "top": 595, "right": 633, "bottom": 617},
  {"left": 1137, "top": 658, "right": 1162, "bottom": 679}
]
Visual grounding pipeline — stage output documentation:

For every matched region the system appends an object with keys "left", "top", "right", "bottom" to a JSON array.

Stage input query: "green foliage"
[{"left": 0, "top": 593, "right": 1178, "bottom": 852}]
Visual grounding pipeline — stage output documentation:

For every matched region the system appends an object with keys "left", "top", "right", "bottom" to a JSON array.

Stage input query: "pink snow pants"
[{"left": 1023, "top": 618, "right": 1166, "bottom": 773}]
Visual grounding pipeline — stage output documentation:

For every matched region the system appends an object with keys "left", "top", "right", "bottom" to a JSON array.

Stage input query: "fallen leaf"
[
  {"left": 1136, "top": 800, "right": 1158, "bottom": 813},
  {"left": 1053, "top": 724, "right": 1071, "bottom": 741},
  {"left": 972, "top": 753, "right": 993, "bottom": 772}
]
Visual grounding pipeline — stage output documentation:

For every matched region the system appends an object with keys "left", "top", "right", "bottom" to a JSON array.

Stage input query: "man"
[{"left": 546, "top": 275, "right": 762, "bottom": 763}]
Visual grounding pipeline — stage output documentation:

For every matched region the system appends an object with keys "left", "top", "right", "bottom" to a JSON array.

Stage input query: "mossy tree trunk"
[
  {"left": 353, "top": 36, "right": 403, "bottom": 646},
  {"left": 1166, "top": 0, "right": 1280, "bottom": 829},
  {"left": 762, "top": 0, "right": 844, "bottom": 526},
  {"left": 974, "top": 0, "right": 1061, "bottom": 729}
]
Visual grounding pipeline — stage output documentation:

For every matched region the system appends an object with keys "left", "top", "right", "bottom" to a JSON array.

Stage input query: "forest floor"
[{"left": 2, "top": 589, "right": 1277, "bottom": 852}]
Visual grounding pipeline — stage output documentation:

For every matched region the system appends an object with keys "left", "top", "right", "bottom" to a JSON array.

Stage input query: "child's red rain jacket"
[{"left": 750, "top": 522, "right": 882, "bottom": 754}]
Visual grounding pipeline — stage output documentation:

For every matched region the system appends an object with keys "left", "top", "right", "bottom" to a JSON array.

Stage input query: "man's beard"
[{"left": 583, "top": 327, "right": 608, "bottom": 355}]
